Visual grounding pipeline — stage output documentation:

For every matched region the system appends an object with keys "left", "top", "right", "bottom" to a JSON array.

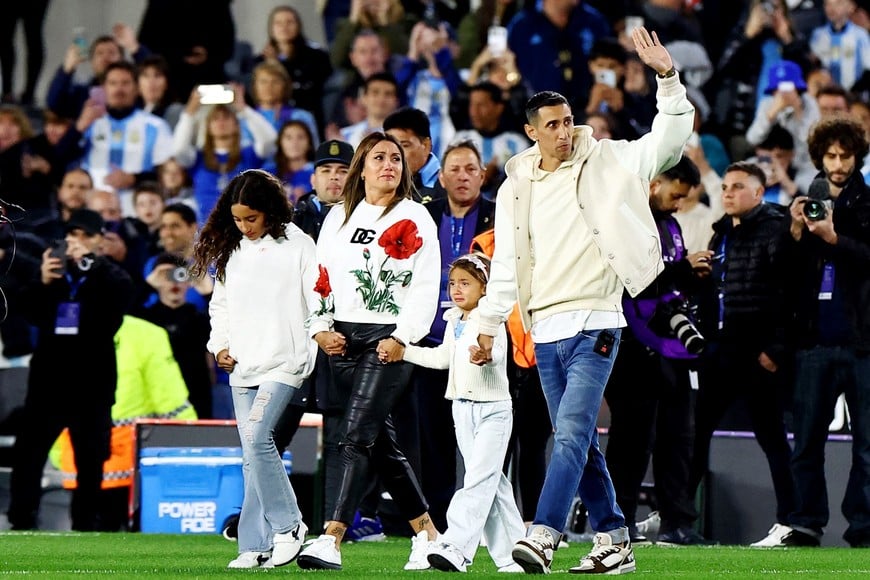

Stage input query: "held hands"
[
  {"left": 377, "top": 338, "right": 404, "bottom": 363},
  {"left": 631, "top": 27, "right": 673, "bottom": 77},
  {"left": 470, "top": 334, "right": 494, "bottom": 366},
  {"left": 315, "top": 331, "right": 347, "bottom": 356},
  {"left": 216, "top": 349, "right": 237, "bottom": 372}
]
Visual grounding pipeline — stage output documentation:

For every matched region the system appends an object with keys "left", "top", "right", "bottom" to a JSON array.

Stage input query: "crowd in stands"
[{"left": 0, "top": 0, "right": 868, "bottom": 564}]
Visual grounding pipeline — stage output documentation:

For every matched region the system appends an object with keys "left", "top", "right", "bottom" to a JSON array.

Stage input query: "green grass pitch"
[{"left": 1, "top": 532, "right": 868, "bottom": 578}]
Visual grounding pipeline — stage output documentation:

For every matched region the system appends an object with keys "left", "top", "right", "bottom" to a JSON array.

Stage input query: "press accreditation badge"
[
  {"left": 55, "top": 302, "right": 81, "bottom": 335},
  {"left": 818, "top": 262, "right": 835, "bottom": 301}
]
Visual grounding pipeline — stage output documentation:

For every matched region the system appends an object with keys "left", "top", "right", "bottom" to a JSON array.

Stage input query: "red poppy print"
[
  {"left": 378, "top": 219, "right": 423, "bottom": 260},
  {"left": 314, "top": 265, "right": 332, "bottom": 298}
]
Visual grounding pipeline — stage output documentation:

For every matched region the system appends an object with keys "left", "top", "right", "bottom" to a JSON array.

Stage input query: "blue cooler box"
[{"left": 138, "top": 446, "right": 292, "bottom": 534}]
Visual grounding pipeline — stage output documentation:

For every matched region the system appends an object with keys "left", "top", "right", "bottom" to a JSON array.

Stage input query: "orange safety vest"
[
  {"left": 471, "top": 229, "right": 536, "bottom": 368},
  {"left": 59, "top": 425, "right": 135, "bottom": 490}
]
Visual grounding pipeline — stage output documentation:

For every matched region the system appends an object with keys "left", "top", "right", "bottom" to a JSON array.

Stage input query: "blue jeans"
[
  {"left": 232, "top": 382, "right": 303, "bottom": 553},
  {"left": 790, "top": 347, "right": 870, "bottom": 545},
  {"left": 533, "top": 329, "right": 627, "bottom": 542}
]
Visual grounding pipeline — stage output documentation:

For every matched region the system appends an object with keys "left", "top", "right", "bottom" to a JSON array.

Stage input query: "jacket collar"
[{"left": 507, "top": 125, "right": 596, "bottom": 181}]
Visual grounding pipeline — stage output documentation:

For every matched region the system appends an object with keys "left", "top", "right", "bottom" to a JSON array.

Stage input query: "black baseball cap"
[
  {"left": 314, "top": 140, "right": 354, "bottom": 168},
  {"left": 65, "top": 209, "right": 106, "bottom": 236}
]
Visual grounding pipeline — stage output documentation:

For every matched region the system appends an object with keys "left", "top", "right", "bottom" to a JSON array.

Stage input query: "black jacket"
[
  {"left": 780, "top": 173, "right": 870, "bottom": 352},
  {"left": 423, "top": 196, "right": 495, "bottom": 241},
  {"left": 701, "top": 203, "right": 788, "bottom": 363},
  {"left": 22, "top": 255, "right": 133, "bottom": 403},
  {"left": 292, "top": 191, "right": 334, "bottom": 243}
]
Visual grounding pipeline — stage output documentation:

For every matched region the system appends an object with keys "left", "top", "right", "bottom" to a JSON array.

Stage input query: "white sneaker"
[
  {"left": 498, "top": 563, "right": 525, "bottom": 573},
  {"left": 570, "top": 533, "right": 636, "bottom": 575},
  {"left": 297, "top": 534, "right": 343, "bottom": 570},
  {"left": 405, "top": 530, "right": 435, "bottom": 570},
  {"left": 427, "top": 541, "right": 467, "bottom": 572},
  {"left": 512, "top": 525, "right": 557, "bottom": 574},
  {"left": 750, "top": 523, "right": 793, "bottom": 547},
  {"left": 264, "top": 521, "right": 308, "bottom": 567},
  {"left": 227, "top": 551, "right": 269, "bottom": 569},
  {"left": 636, "top": 511, "right": 660, "bottom": 540}
]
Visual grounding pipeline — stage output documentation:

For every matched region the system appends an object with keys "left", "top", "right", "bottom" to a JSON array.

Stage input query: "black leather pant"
[{"left": 329, "top": 321, "right": 428, "bottom": 525}]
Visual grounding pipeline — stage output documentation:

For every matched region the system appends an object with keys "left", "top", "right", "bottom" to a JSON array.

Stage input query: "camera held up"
[{"left": 650, "top": 298, "right": 706, "bottom": 355}]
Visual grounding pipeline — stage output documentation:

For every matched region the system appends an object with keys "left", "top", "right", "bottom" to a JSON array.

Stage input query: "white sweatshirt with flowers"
[{"left": 308, "top": 198, "right": 441, "bottom": 345}]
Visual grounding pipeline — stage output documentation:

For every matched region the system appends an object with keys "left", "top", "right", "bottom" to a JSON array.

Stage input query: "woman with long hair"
[
  {"left": 172, "top": 84, "right": 277, "bottom": 223},
  {"left": 297, "top": 132, "right": 441, "bottom": 571},
  {"left": 192, "top": 169, "right": 318, "bottom": 569},
  {"left": 263, "top": 120, "right": 315, "bottom": 206},
  {"left": 255, "top": 5, "right": 332, "bottom": 130}
]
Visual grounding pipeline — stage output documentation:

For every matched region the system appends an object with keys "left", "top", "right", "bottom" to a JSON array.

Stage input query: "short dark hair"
[
  {"left": 102, "top": 61, "right": 137, "bottom": 83},
  {"left": 758, "top": 124, "right": 795, "bottom": 151},
  {"left": 816, "top": 83, "right": 851, "bottom": 104},
  {"left": 364, "top": 71, "right": 398, "bottom": 94},
  {"left": 153, "top": 252, "right": 186, "bottom": 269},
  {"left": 90, "top": 35, "right": 121, "bottom": 59},
  {"left": 133, "top": 181, "right": 164, "bottom": 203},
  {"left": 383, "top": 107, "right": 431, "bottom": 140},
  {"left": 137, "top": 54, "right": 170, "bottom": 79},
  {"left": 725, "top": 161, "right": 768, "bottom": 187},
  {"left": 659, "top": 157, "right": 700, "bottom": 187},
  {"left": 441, "top": 139, "right": 483, "bottom": 168},
  {"left": 163, "top": 202, "right": 198, "bottom": 225},
  {"left": 525, "top": 91, "right": 569, "bottom": 125},
  {"left": 469, "top": 81, "right": 503, "bottom": 105},
  {"left": 588, "top": 37, "right": 627, "bottom": 65},
  {"left": 808, "top": 116, "right": 869, "bottom": 170}
]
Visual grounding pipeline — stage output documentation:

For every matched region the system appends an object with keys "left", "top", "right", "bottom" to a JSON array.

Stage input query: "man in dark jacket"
[
  {"left": 7, "top": 209, "right": 133, "bottom": 531},
  {"left": 758, "top": 117, "right": 870, "bottom": 548},
  {"left": 688, "top": 161, "right": 796, "bottom": 545},
  {"left": 292, "top": 139, "right": 353, "bottom": 242}
]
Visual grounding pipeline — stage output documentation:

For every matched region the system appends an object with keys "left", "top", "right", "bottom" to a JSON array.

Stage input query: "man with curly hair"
[{"left": 759, "top": 116, "right": 870, "bottom": 548}]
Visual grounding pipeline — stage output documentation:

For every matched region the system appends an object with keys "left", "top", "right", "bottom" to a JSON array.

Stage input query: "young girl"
[
  {"left": 378, "top": 254, "right": 525, "bottom": 573},
  {"left": 262, "top": 120, "right": 315, "bottom": 206},
  {"left": 191, "top": 169, "right": 318, "bottom": 569}
]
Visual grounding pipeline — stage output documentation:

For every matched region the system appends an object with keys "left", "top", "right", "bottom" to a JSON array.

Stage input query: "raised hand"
[{"left": 631, "top": 27, "right": 673, "bottom": 76}]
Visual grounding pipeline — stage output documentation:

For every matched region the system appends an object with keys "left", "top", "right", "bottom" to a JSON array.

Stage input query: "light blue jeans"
[
  {"left": 232, "top": 382, "right": 302, "bottom": 553},
  {"left": 532, "top": 329, "right": 628, "bottom": 543}
]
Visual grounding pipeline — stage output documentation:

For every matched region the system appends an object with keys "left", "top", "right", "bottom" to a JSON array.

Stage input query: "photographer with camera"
[
  {"left": 604, "top": 157, "right": 712, "bottom": 546},
  {"left": 759, "top": 116, "right": 870, "bottom": 548},
  {"left": 687, "top": 161, "right": 796, "bottom": 546},
  {"left": 7, "top": 209, "right": 133, "bottom": 531}
]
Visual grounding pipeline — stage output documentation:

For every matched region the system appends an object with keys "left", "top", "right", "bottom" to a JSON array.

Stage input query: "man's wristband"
[
  {"left": 657, "top": 67, "right": 677, "bottom": 79},
  {"left": 391, "top": 336, "right": 406, "bottom": 347}
]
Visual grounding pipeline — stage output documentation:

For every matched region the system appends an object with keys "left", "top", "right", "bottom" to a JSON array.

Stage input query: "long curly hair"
[
  {"left": 342, "top": 132, "right": 415, "bottom": 225},
  {"left": 191, "top": 169, "right": 294, "bottom": 282}
]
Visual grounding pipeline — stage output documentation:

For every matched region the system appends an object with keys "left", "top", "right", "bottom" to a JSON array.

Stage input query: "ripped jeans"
[{"left": 232, "top": 382, "right": 302, "bottom": 553}]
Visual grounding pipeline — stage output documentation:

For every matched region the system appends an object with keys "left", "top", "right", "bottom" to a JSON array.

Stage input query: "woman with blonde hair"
[{"left": 250, "top": 60, "right": 320, "bottom": 145}]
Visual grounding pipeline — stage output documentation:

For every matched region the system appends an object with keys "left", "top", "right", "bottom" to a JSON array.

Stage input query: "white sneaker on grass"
[
  {"left": 427, "top": 541, "right": 468, "bottom": 572},
  {"left": 405, "top": 530, "right": 435, "bottom": 570},
  {"left": 512, "top": 525, "right": 557, "bottom": 574},
  {"left": 297, "top": 534, "right": 343, "bottom": 570},
  {"left": 264, "top": 521, "right": 308, "bottom": 567},
  {"left": 227, "top": 551, "right": 269, "bottom": 569},
  {"left": 498, "top": 563, "right": 525, "bottom": 573},
  {"left": 751, "top": 523, "right": 793, "bottom": 547},
  {"left": 570, "top": 533, "right": 635, "bottom": 575}
]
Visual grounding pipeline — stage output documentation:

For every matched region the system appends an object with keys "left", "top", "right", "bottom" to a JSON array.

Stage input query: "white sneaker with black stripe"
[
  {"left": 570, "top": 533, "right": 635, "bottom": 575},
  {"left": 512, "top": 526, "right": 557, "bottom": 574},
  {"left": 227, "top": 551, "right": 269, "bottom": 569}
]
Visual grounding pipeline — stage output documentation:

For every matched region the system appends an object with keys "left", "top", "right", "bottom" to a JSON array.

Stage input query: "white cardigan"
[
  {"left": 207, "top": 223, "right": 319, "bottom": 387},
  {"left": 403, "top": 308, "right": 510, "bottom": 402}
]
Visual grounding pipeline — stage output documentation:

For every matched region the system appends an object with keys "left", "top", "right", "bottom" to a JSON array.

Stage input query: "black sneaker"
[
  {"left": 780, "top": 529, "right": 821, "bottom": 547},
  {"left": 656, "top": 527, "right": 713, "bottom": 546}
]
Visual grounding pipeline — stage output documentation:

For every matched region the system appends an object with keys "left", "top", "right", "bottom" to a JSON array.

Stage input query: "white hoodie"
[{"left": 207, "top": 223, "right": 319, "bottom": 387}]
